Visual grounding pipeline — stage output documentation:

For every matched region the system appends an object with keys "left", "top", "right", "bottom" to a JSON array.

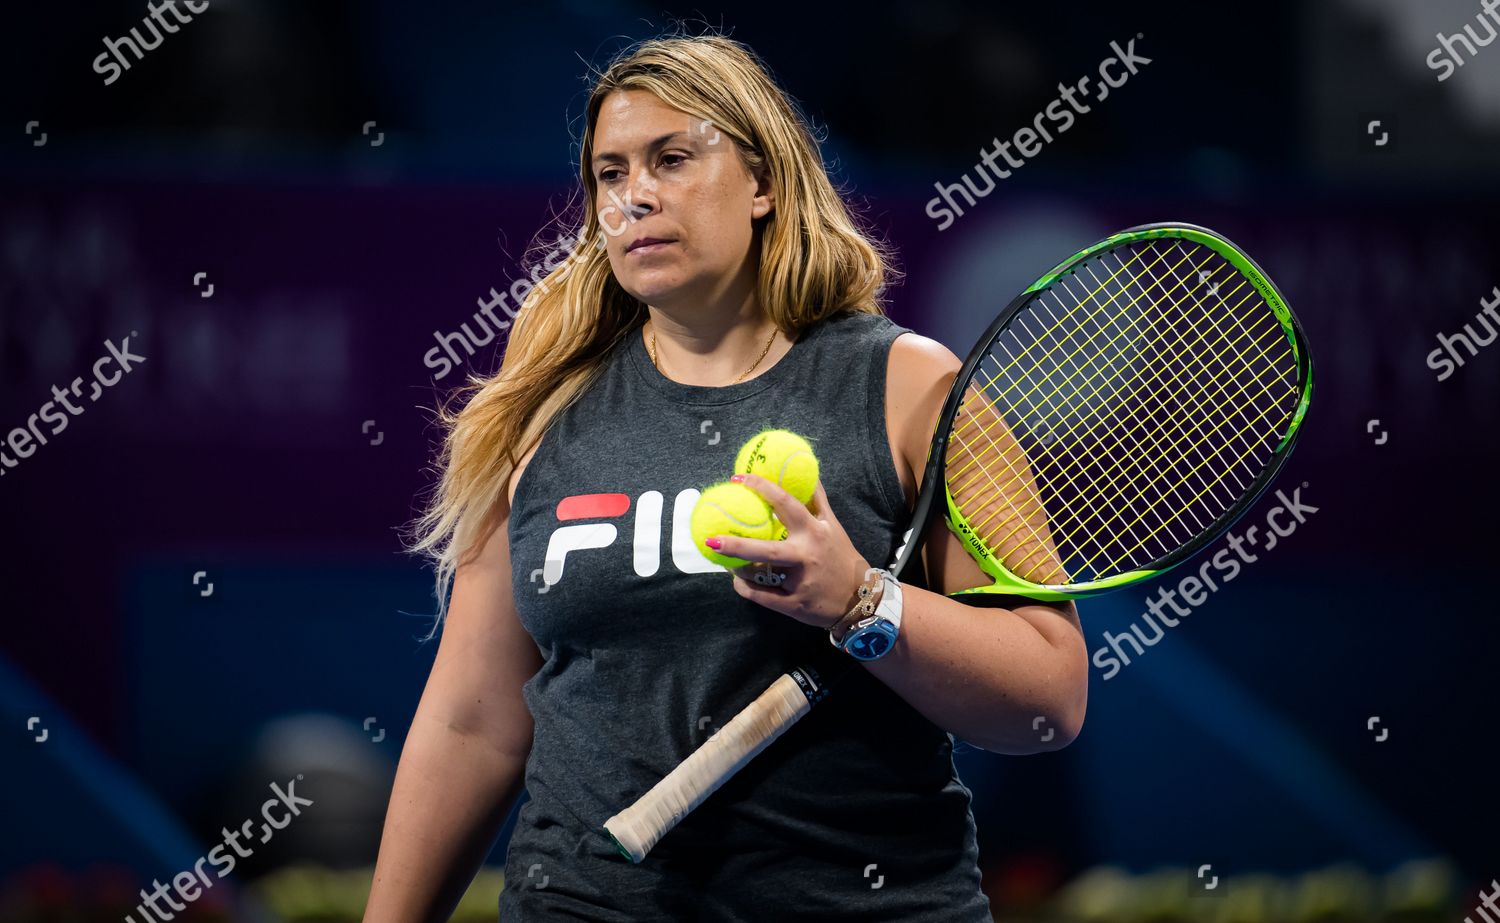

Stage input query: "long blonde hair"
[{"left": 407, "top": 31, "right": 898, "bottom": 633}]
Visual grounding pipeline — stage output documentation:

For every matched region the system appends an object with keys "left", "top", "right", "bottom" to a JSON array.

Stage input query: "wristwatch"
[{"left": 830, "top": 569, "right": 903, "bottom": 661}]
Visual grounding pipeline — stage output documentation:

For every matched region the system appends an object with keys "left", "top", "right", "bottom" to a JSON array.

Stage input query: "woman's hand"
[{"left": 708, "top": 474, "right": 872, "bottom": 630}]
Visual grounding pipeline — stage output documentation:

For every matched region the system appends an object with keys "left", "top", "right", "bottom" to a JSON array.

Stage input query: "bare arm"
[
  {"left": 364, "top": 496, "right": 543, "bottom": 923},
  {"left": 876, "top": 333, "right": 1087, "bottom": 754},
  {"left": 723, "top": 332, "right": 1088, "bottom": 755},
  {"left": 859, "top": 562, "right": 1087, "bottom": 754}
]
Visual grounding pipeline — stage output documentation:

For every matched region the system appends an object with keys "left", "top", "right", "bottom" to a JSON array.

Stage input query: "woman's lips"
[{"left": 628, "top": 240, "right": 674, "bottom": 255}]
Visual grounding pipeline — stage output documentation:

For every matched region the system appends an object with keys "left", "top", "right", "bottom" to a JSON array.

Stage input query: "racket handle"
[{"left": 603, "top": 668, "right": 823, "bottom": 862}]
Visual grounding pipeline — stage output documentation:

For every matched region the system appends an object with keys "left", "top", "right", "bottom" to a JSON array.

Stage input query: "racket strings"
[
  {"left": 946, "top": 387, "right": 1068, "bottom": 584},
  {"left": 1082, "top": 244, "right": 1299, "bottom": 573},
  {"left": 970, "top": 276, "right": 1241, "bottom": 566},
  {"left": 952, "top": 254, "right": 1232, "bottom": 504},
  {"left": 943, "top": 238, "right": 1302, "bottom": 586},
  {"left": 950, "top": 247, "right": 1229, "bottom": 561},
  {"left": 1077, "top": 323, "right": 1297, "bottom": 574},
  {"left": 960, "top": 271, "right": 1242, "bottom": 571},
  {"left": 1043, "top": 268, "right": 1294, "bottom": 567},
  {"left": 947, "top": 243, "right": 1196, "bottom": 492},
  {"left": 942, "top": 246, "right": 1176, "bottom": 528},
  {"left": 942, "top": 246, "right": 1182, "bottom": 581},
  {"left": 1005, "top": 247, "right": 1297, "bottom": 572},
  {"left": 1008, "top": 241, "right": 1302, "bottom": 573},
  {"left": 952, "top": 244, "right": 1184, "bottom": 436},
  {"left": 963, "top": 241, "right": 1176, "bottom": 393}
]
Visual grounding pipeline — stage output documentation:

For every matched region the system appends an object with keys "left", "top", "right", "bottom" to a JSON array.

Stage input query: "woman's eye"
[{"left": 599, "top": 153, "right": 685, "bottom": 183}]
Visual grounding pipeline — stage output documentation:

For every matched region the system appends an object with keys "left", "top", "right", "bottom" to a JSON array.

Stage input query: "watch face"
[{"left": 844, "top": 618, "right": 898, "bottom": 660}]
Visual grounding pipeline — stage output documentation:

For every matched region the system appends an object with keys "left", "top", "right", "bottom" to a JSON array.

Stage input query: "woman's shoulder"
[
  {"left": 889, "top": 327, "right": 960, "bottom": 377},
  {"left": 818, "top": 310, "right": 957, "bottom": 372},
  {"left": 802, "top": 309, "right": 958, "bottom": 388},
  {"left": 811, "top": 308, "right": 905, "bottom": 340},
  {"left": 506, "top": 437, "right": 545, "bottom": 509},
  {"left": 795, "top": 311, "right": 904, "bottom": 365}
]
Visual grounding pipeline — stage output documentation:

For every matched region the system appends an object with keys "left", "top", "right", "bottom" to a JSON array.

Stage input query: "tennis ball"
[
  {"left": 691, "top": 482, "right": 783, "bottom": 569},
  {"left": 735, "top": 429, "right": 819, "bottom": 505}
]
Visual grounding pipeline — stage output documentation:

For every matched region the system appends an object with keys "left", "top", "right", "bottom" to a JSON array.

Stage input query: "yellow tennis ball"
[
  {"left": 735, "top": 429, "right": 819, "bottom": 505},
  {"left": 691, "top": 482, "right": 781, "bottom": 569}
]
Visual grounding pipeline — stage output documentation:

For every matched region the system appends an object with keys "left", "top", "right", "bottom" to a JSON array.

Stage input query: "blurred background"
[{"left": 2, "top": 1, "right": 1498, "bottom": 920}]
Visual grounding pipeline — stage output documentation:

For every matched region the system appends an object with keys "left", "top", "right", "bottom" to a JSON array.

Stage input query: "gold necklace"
[{"left": 648, "top": 322, "right": 779, "bottom": 385}]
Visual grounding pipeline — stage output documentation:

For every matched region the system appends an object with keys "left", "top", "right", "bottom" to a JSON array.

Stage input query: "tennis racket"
[{"left": 604, "top": 221, "right": 1314, "bottom": 861}]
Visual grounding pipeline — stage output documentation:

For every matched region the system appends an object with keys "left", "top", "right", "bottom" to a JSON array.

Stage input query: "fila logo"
[{"left": 541, "top": 489, "right": 722, "bottom": 589}]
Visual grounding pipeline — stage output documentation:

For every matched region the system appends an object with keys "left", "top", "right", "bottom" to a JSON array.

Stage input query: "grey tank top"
[{"left": 501, "top": 310, "right": 991, "bottom": 922}]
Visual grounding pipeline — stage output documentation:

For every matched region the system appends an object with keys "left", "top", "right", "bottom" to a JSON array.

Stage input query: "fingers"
[
  {"left": 730, "top": 573, "right": 786, "bottom": 607},
  {"left": 730, "top": 562, "right": 790, "bottom": 590},
  {"left": 733, "top": 473, "right": 819, "bottom": 530},
  {"left": 715, "top": 533, "right": 801, "bottom": 568},
  {"left": 707, "top": 473, "right": 838, "bottom": 573},
  {"left": 711, "top": 473, "right": 814, "bottom": 567},
  {"left": 809, "top": 478, "right": 832, "bottom": 519}
]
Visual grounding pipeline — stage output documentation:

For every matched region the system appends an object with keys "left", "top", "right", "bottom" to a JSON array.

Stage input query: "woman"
[{"left": 365, "top": 32, "right": 1087, "bottom": 922}]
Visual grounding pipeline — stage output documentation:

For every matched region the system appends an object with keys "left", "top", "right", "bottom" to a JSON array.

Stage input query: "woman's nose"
[{"left": 621, "top": 183, "right": 656, "bottom": 218}]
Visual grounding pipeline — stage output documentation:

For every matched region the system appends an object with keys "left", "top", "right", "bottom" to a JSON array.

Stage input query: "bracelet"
[{"left": 828, "top": 567, "right": 885, "bottom": 646}]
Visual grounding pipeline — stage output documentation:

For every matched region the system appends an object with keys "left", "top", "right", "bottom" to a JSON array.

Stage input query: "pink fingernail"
[
  {"left": 705, "top": 537, "right": 722, "bottom": 550},
  {"left": 729, "top": 474, "right": 746, "bottom": 484}
]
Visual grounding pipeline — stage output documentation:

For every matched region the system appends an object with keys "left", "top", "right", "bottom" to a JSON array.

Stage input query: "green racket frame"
[{"left": 902, "top": 222, "right": 1315, "bottom": 601}]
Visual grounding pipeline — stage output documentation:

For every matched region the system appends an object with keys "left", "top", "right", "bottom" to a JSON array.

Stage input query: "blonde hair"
[{"left": 406, "top": 31, "right": 898, "bottom": 634}]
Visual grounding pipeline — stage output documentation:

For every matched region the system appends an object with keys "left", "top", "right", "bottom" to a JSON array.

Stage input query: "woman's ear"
[{"left": 751, "top": 164, "right": 775, "bottom": 220}]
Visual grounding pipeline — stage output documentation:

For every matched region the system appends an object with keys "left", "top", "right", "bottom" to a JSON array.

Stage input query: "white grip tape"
[{"left": 603, "top": 671, "right": 813, "bottom": 862}]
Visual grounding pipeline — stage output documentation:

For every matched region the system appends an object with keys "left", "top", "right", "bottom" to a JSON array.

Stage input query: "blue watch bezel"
[{"left": 840, "top": 616, "right": 899, "bottom": 661}]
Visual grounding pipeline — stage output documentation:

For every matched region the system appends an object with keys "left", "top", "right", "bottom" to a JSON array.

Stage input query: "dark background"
[{"left": 2, "top": 1, "right": 1497, "bottom": 920}]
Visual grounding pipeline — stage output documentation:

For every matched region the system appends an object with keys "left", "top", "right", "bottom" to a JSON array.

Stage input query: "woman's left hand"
[{"left": 712, "top": 474, "right": 872, "bottom": 630}]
